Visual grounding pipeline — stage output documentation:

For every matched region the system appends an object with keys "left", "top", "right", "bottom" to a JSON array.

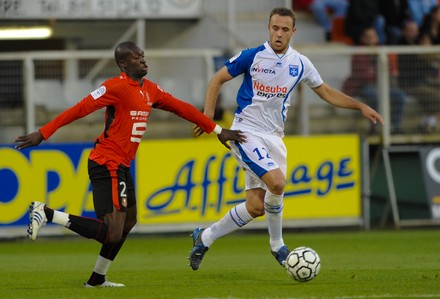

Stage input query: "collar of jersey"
[
  {"left": 120, "top": 72, "right": 145, "bottom": 86},
  {"left": 264, "top": 41, "right": 292, "bottom": 59}
]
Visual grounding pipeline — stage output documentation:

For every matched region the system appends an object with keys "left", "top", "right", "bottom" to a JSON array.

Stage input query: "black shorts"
[{"left": 88, "top": 159, "right": 136, "bottom": 218}]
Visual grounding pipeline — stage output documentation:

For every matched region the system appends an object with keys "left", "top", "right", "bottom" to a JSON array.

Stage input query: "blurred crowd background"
[{"left": 1, "top": 0, "right": 440, "bottom": 146}]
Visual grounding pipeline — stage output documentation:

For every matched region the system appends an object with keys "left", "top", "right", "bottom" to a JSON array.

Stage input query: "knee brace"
[{"left": 264, "top": 190, "right": 284, "bottom": 214}]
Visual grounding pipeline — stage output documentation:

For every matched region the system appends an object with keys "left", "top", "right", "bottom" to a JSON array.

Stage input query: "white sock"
[
  {"left": 202, "top": 202, "right": 253, "bottom": 247},
  {"left": 265, "top": 191, "right": 284, "bottom": 252},
  {"left": 52, "top": 210, "right": 70, "bottom": 227},
  {"left": 93, "top": 255, "right": 112, "bottom": 276}
]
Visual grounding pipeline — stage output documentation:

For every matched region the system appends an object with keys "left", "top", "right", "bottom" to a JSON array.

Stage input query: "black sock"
[
  {"left": 67, "top": 215, "right": 109, "bottom": 244},
  {"left": 100, "top": 231, "right": 128, "bottom": 260},
  {"left": 44, "top": 206, "right": 54, "bottom": 222},
  {"left": 86, "top": 272, "right": 105, "bottom": 286}
]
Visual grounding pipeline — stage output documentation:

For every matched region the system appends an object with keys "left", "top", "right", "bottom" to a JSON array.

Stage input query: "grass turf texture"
[{"left": 1, "top": 229, "right": 440, "bottom": 299}]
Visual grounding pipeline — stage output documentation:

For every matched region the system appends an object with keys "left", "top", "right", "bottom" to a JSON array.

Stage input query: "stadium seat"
[
  {"left": 293, "top": 0, "right": 313, "bottom": 11},
  {"left": 330, "top": 16, "right": 353, "bottom": 45}
]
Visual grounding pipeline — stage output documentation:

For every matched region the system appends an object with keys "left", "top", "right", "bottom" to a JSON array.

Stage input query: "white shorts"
[{"left": 230, "top": 131, "right": 287, "bottom": 191}]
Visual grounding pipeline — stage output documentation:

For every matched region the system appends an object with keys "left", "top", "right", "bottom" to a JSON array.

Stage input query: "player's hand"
[
  {"left": 192, "top": 124, "right": 205, "bottom": 137},
  {"left": 217, "top": 128, "right": 246, "bottom": 150},
  {"left": 361, "top": 105, "right": 384, "bottom": 126},
  {"left": 14, "top": 131, "right": 44, "bottom": 150}
]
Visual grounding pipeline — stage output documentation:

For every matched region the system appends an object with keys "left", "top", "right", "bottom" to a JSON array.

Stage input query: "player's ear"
[{"left": 118, "top": 60, "right": 127, "bottom": 70}]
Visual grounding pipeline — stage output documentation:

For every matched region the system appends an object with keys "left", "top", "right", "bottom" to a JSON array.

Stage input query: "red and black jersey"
[{"left": 39, "top": 72, "right": 216, "bottom": 167}]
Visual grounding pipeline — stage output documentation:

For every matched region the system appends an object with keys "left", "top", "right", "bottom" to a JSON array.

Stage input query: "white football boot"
[
  {"left": 84, "top": 281, "right": 126, "bottom": 288},
  {"left": 27, "top": 201, "right": 47, "bottom": 240}
]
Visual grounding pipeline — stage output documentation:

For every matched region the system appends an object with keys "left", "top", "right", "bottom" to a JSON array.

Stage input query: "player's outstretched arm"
[
  {"left": 216, "top": 128, "right": 246, "bottom": 150},
  {"left": 14, "top": 131, "right": 44, "bottom": 150},
  {"left": 193, "top": 67, "right": 234, "bottom": 137},
  {"left": 313, "top": 83, "right": 384, "bottom": 125}
]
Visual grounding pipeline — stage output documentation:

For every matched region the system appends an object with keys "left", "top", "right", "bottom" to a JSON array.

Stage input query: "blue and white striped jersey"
[{"left": 226, "top": 41, "right": 323, "bottom": 137}]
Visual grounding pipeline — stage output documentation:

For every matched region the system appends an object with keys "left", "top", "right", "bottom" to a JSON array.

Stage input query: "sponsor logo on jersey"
[
  {"left": 289, "top": 65, "right": 299, "bottom": 77},
  {"left": 90, "top": 86, "right": 106, "bottom": 100},
  {"left": 251, "top": 64, "right": 276, "bottom": 74},
  {"left": 253, "top": 82, "right": 287, "bottom": 93},
  {"left": 253, "top": 82, "right": 288, "bottom": 99},
  {"left": 130, "top": 110, "right": 149, "bottom": 121},
  {"left": 130, "top": 111, "right": 149, "bottom": 117}
]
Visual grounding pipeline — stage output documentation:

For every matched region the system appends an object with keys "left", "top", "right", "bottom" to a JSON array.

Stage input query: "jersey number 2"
[{"left": 119, "top": 181, "right": 127, "bottom": 198}]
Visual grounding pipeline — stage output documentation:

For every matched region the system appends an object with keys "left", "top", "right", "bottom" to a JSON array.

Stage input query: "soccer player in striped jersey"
[{"left": 189, "top": 7, "right": 383, "bottom": 270}]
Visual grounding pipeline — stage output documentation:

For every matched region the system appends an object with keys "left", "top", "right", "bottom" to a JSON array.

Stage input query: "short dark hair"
[
  {"left": 269, "top": 7, "right": 296, "bottom": 27},
  {"left": 114, "top": 41, "right": 137, "bottom": 65}
]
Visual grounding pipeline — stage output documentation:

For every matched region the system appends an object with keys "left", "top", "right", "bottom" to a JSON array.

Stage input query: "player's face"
[
  {"left": 123, "top": 48, "right": 148, "bottom": 79},
  {"left": 268, "top": 14, "right": 296, "bottom": 54}
]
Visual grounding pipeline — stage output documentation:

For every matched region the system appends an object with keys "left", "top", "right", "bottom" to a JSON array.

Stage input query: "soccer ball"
[{"left": 285, "top": 246, "right": 321, "bottom": 282}]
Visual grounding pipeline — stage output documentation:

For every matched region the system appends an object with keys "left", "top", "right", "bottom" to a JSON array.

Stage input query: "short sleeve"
[
  {"left": 300, "top": 54, "right": 324, "bottom": 88},
  {"left": 225, "top": 46, "right": 263, "bottom": 78}
]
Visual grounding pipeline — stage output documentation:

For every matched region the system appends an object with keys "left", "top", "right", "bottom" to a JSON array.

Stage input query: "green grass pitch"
[{"left": 1, "top": 229, "right": 440, "bottom": 299}]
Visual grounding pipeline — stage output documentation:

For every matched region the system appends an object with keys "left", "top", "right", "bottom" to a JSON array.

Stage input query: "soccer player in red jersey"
[{"left": 14, "top": 41, "right": 245, "bottom": 288}]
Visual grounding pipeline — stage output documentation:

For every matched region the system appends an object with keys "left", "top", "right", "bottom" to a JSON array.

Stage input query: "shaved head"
[
  {"left": 114, "top": 41, "right": 140, "bottom": 66},
  {"left": 113, "top": 41, "right": 148, "bottom": 81}
]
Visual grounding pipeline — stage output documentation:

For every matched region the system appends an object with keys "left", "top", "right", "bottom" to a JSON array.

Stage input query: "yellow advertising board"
[
  {"left": 0, "top": 144, "right": 95, "bottom": 226},
  {"left": 136, "top": 135, "right": 361, "bottom": 224},
  {"left": 0, "top": 135, "right": 360, "bottom": 229}
]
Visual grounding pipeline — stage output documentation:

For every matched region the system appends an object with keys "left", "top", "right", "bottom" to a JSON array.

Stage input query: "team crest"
[
  {"left": 289, "top": 65, "right": 299, "bottom": 77},
  {"left": 121, "top": 198, "right": 127, "bottom": 208}
]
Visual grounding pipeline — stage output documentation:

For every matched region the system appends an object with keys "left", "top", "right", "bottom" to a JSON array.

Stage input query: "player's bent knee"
[
  {"left": 247, "top": 205, "right": 265, "bottom": 218},
  {"left": 263, "top": 170, "right": 286, "bottom": 194},
  {"left": 268, "top": 180, "right": 285, "bottom": 195},
  {"left": 107, "top": 230, "right": 124, "bottom": 244}
]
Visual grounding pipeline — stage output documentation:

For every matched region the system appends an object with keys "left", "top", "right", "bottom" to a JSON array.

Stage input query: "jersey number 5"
[{"left": 130, "top": 122, "right": 147, "bottom": 143}]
